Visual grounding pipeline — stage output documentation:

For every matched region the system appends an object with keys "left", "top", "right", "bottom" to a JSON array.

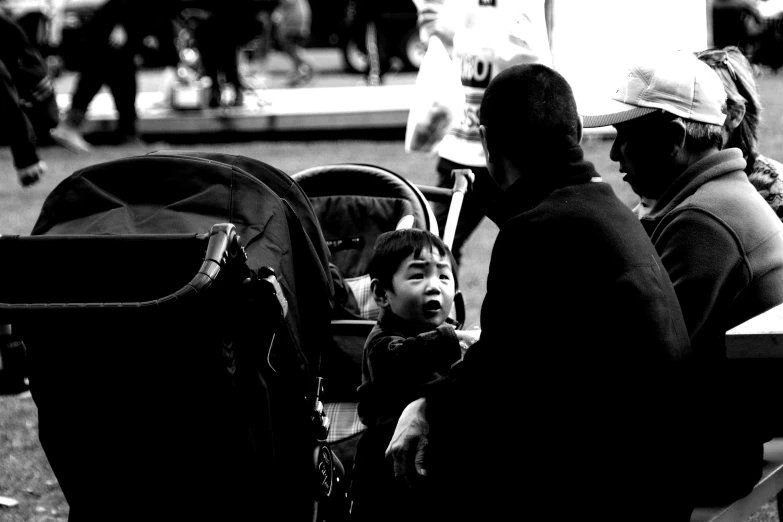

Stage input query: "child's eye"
[
  {"left": 409, "top": 273, "right": 424, "bottom": 280},
  {"left": 440, "top": 274, "right": 451, "bottom": 281}
]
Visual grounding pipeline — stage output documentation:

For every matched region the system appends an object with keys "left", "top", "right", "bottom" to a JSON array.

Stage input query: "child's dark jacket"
[
  {"left": 351, "top": 308, "right": 462, "bottom": 522},
  {"left": 356, "top": 309, "right": 461, "bottom": 427}
]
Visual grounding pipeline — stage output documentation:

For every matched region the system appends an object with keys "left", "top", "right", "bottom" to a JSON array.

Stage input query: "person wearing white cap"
[{"left": 582, "top": 50, "right": 783, "bottom": 508}]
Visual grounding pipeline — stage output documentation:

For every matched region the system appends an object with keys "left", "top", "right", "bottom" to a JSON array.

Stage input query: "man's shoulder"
[
  {"left": 530, "top": 181, "right": 643, "bottom": 230},
  {"left": 500, "top": 182, "right": 659, "bottom": 264},
  {"left": 675, "top": 171, "right": 781, "bottom": 232}
]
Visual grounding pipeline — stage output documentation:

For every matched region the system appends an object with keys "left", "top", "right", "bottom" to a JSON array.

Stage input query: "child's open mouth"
[{"left": 423, "top": 301, "right": 441, "bottom": 315}]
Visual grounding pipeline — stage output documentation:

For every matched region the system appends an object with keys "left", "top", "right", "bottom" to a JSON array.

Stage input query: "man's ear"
[
  {"left": 725, "top": 103, "right": 746, "bottom": 134},
  {"left": 666, "top": 118, "right": 687, "bottom": 158},
  {"left": 370, "top": 278, "right": 389, "bottom": 308}
]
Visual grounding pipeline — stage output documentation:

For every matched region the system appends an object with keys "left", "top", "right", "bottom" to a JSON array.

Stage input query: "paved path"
[{"left": 53, "top": 49, "right": 420, "bottom": 135}]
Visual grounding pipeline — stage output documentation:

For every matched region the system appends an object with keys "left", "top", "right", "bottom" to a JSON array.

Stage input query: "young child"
[{"left": 350, "top": 228, "right": 480, "bottom": 522}]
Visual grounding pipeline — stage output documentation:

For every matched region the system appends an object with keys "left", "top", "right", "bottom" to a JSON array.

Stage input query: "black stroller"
[
  {"left": 291, "top": 163, "right": 473, "bottom": 512},
  {"left": 0, "top": 152, "right": 338, "bottom": 521}
]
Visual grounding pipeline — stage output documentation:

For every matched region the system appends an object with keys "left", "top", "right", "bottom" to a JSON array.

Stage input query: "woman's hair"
[
  {"left": 696, "top": 46, "right": 762, "bottom": 156},
  {"left": 368, "top": 229, "right": 459, "bottom": 292}
]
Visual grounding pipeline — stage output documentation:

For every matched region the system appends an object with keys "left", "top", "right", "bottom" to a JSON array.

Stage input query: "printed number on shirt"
[
  {"left": 460, "top": 106, "right": 480, "bottom": 129},
  {"left": 461, "top": 56, "right": 493, "bottom": 88}
]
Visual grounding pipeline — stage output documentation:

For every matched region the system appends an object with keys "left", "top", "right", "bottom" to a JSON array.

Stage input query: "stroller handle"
[{"left": 0, "top": 223, "right": 240, "bottom": 311}]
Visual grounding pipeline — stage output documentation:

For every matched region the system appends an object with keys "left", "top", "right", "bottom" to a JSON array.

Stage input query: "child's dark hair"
[{"left": 368, "top": 229, "right": 459, "bottom": 291}]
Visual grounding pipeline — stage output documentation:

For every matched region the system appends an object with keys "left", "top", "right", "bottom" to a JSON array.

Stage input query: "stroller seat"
[
  {"left": 293, "top": 163, "right": 438, "bottom": 321},
  {"left": 292, "top": 163, "right": 450, "bottom": 496}
]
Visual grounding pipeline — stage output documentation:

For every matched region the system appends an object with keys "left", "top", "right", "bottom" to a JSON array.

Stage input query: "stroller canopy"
[
  {"left": 16, "top": 152, "right": 336, "bottom": 521},
  {"left": 32, "top": 151, "right": 334, "bottom": 369}
]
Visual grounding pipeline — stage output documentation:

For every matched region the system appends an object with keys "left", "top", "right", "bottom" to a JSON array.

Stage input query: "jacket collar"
[
  {"left": 377, "top": 308, "right": 440, "bottom": 336},
  {"left": 485, "top": 137, "right": 600, "bottom": 226},
  {"left": 641, "top": 148, "right": 747, "bottom": 223}
]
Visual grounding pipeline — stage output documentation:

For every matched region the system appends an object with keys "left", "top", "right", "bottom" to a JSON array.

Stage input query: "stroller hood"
[
  {"left": 22, "top": 152, "right": 337, "bottom": 520},
  {"left": 31, "top": 152, "right": 333, "bottom": 373}
]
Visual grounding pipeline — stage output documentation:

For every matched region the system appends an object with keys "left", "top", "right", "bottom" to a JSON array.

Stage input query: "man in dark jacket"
[{"left": 385, "top": 64, "right": 695, "bottom": 521}]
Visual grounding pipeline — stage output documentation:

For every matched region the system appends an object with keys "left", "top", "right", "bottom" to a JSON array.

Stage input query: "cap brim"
[{"left": 580, "top": 99, "right": 658, "bottom": 128}]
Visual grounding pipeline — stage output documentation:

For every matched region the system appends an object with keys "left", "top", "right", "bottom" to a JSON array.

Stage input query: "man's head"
[
  {"left": 478, "top": 63, "right": 582, "bottom": 190},
  {"left": 582, "top": 51, "right": 728, "bottom": 200},
  {"left": 369, "top": 229, "right": 458, "bottom": 327}
]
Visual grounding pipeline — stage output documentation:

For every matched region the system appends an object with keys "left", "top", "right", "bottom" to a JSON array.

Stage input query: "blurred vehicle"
[{"left": 1, "top": 0, "right": 58, "bottom": 53}]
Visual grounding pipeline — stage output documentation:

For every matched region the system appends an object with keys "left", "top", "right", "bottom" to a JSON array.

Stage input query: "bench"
[{"left": 689, "top": 302, "right": 783, "bottom": 522}]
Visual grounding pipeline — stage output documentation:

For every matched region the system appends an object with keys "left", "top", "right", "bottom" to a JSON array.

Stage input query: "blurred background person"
[
  {"left": 1, "top": 0, "right": 62, "bottom": 57},
  {"left": 0, "top": 8, "right": 73, "bottom": 187},
  {"left": 412, "top": 0, "right": 553, "bottom": 264},
  {"left": 49, "top": 0, "right": 147, "bottom": 150},
  {"left": 194, "top": 1, "right": 267, "bottom": 107},
  {"left": 712, "top": 0, "right": 765, "bottom": 56},
  {"left": 697, "top": 46, "right": 783, "bottom": 220},
  {"left": 354, "top": 0, "right": 396, "bottom": 86},
  {"left": 271, "top": 0, "right": 314, "bottom": 87}
]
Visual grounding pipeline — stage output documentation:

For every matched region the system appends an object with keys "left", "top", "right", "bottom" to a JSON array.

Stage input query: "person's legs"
[
  {"left": 277, "top": 33, "right": 313, "bottom": 87},
  {"left": 374, "top": 14, "right": 394, "bottom": 78},
  {"left": 68, "top": 61, "right": 108, "bottom": 123},
  {"left": 364, "top": 20, "right": 382, "bottom": 86},
  {"left": 49, "top": 57, "right": 110, "bottom": 153},
  {"left": 106, "top": 48, "right": 138, "bottom": 139},
  {"left": 194, "top": 18, "right": 222, "bottom": 107},
  {"left": 220, "top": 43, "right": 244, "bottom": 105},
  {"left": 434, "top": 158, "right": 500, "bottom": 264}
]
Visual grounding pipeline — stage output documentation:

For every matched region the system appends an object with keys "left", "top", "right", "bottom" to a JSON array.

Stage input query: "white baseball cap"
[{"left": 581, "top": 51, "right": 728, "bottom": 128}]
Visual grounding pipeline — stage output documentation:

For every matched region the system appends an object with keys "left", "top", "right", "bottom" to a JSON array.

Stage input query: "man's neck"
[
  {"left": 647, "top": 146, "right": 724, "bottom": 200},
  {"left": 678, "top": 146, "right": 722, "bottom": 171}
]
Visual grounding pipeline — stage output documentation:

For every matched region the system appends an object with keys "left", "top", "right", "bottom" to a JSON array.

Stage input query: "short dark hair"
[
  {"left": 479, "top": 63, "right": 581, "bottom": 165},
  {"left": 368, "top": 229, "right": 459, "bottom": 292},
  {"left": 636, "top": 111, "right": 724, "bottom": 152}
]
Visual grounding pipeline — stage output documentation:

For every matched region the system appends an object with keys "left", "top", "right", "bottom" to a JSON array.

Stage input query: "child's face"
[{"left": 382, "top": 248, "right": 455, "bottom": 327}]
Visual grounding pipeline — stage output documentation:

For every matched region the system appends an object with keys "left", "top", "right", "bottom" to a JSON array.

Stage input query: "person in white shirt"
[{"left": 412, "top": 0, "right": 552, "bottom": 263}]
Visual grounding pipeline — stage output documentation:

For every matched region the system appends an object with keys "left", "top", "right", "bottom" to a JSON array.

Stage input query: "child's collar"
[{"left": 377, "top": 308, "right": 445, "bottom": 335}]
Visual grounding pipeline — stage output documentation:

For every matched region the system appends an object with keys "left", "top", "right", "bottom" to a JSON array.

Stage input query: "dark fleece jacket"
[
  {"left": 641, "top": 148, "right": 783, "bottom": 505},
  {"left": 418, "top": 138, "right": 698, "bottom": 522},
  {"left": 641, "top": 148, "right": 783, "bottom": 361}
]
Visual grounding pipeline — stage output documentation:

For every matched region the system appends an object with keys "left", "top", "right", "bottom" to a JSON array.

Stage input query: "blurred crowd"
[
  {"left": 0, "top": 0, "right": 326, "bottom": 184},
  {"left": 713, "top": 0, "right": 783, "bottom": 70}
]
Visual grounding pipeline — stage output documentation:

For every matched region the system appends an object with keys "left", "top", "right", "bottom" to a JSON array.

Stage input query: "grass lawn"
[{"left": 1, "top": 70, "right": 782, "bottom": 521}]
